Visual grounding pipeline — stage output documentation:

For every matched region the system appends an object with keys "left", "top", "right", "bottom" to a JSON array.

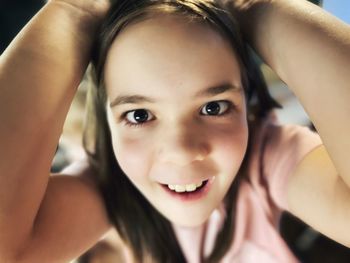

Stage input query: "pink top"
[{"left": 172, "top": 114, "right": 322, "bottom": 263}]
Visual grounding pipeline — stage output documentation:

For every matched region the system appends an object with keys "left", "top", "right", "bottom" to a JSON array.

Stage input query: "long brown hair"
[{"left": 83, "top": 0, "right": 281, "bottom": 262}]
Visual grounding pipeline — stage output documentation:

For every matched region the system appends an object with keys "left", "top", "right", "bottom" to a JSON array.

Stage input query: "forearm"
[
  {"left": 0, "top": 1, "right": 104, "bottom": 128},
  {"left": 0, "top": 1, "right": 106, "bottom": 257},
  {"left": 230, "top": 0, "right": 350, "bottom": 186}
]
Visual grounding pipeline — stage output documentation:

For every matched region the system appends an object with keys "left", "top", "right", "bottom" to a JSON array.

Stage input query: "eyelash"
[{"left": 121, "top": 100, "right": 235, "bottom": 128}]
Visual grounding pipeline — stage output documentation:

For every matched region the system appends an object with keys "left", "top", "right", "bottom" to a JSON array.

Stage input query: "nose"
[{"left": 156, "top": 122, "right": 210, "bottom": 166}]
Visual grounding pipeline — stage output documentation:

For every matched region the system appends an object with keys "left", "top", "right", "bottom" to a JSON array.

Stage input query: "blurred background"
[{"left": 1, "top": 0, "right": 350, "bottom": 262}]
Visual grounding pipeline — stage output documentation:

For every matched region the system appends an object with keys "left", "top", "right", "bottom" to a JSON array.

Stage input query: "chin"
[{"left": 163, "top": 207, "right": 214, "bottom": 228}]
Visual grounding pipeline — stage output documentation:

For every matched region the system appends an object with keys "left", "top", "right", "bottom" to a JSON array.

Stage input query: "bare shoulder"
[{"left": 16, "top": 157, "right": 113, "bottom": 263}]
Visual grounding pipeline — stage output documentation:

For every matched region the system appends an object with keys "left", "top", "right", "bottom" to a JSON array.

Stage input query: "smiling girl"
[{"left": 0, "top": 0, "right": 350, "bottom": 262}]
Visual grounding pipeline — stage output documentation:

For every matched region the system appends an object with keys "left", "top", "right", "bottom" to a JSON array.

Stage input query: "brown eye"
[
  {"left": 201, "top": 101, "right": 230, "bottom": 116},
  {"left": 125, "top": 109, "right": 153, "bottom": 124}
]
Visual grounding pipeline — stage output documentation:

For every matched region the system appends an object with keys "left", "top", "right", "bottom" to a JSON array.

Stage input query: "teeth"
[
  {"left": 185, "top": 184, "right": 197, "bottom": 192},
  {"left": 167, "top": 181, "right": 205, "bottom": 193},
  {"left": 175, "top": 185, "right": 186, "bottom": 192},
  {"left": 196, "top": 181, "right": 203, "bottom": 187}
]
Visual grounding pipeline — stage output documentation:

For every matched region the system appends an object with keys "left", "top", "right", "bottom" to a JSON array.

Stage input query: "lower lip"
[{"left": 160, "top": 177, "right": 215, "bottom": 202}]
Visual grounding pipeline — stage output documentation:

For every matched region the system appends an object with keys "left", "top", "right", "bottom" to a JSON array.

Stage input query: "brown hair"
[{"left": 83, "top": 0, "right": 280, "bottom": 262}]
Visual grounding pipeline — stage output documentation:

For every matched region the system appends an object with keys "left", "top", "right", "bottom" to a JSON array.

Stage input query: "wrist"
[
  {"left": 48, "top": 0, "right": 109, "bottom": 32},
  {"left": 224, "top": 0, "right": 276, "bottom": 42}
]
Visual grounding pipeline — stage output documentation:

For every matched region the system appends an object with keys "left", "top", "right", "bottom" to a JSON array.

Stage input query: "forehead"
[{"left": 104, "top": 14, "right": 242, "bottom": 99}]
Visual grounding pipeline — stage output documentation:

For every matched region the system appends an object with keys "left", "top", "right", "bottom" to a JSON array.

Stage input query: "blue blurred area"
[{"left": 323, "top": 0, "right": 350, "bottom": 24}]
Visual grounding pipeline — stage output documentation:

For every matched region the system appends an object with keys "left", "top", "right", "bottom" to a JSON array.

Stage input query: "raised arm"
[
  {"left": 0, "top": 0, "right": 109, "bottom": 261},
  {"left": 226, "top": 0, "right": 350, "bottom": 247}
]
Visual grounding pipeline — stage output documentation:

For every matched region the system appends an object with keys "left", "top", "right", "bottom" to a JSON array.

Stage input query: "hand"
[
  {"left": 220, "top": 0, "right": 272, "bottom": 11},
  {"left": 218, "top": 0, "right": 274, "bottom": 46},
  {"left": 49, "top": 0, "right": 110, "bottom": 20}
]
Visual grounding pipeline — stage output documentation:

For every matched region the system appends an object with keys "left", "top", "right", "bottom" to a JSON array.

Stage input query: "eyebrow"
[{"left": 109, "top": 83, "right": 241, "bottom": 108}]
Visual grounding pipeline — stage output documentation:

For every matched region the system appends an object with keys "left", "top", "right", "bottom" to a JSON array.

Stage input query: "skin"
[
  {"left": 1, "top": 0, "right": 350, "bottom": 262},
  {"left": 104, "top": 14, "right": 248, "bottom": 227}
]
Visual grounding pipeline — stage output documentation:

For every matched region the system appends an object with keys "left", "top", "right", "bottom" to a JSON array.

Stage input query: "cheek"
[
  {"left": 112, "top": 134, "right": 153, "bottom": 183},
  {"left": 210, "top": 118, "right": 249, "bottom": 173},
  {"left": 106, "top": 104, "right": 154, "bottom": 183}
]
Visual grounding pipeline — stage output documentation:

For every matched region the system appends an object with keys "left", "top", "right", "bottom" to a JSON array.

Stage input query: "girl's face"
[{"left": 104, "top": 15, "right": 248, "bottom": 227}]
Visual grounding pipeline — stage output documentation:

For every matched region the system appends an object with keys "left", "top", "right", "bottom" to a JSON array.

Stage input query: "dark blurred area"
[
  {"left": 0, "top": 0, "right": 45, "bottom": 53},
  {"left": 2, "top": 0, "right": 350, "bottom": 263},
  {"left": 309, "top": 0, "right": 321, "bottom": 5}
]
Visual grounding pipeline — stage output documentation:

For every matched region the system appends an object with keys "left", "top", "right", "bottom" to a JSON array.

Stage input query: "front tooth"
[
  {"left": 185, "top": 184, "right": 197, "bottom": 192},
  {"left": 175, "top": 185, "right": 186, "bottom": 192}
]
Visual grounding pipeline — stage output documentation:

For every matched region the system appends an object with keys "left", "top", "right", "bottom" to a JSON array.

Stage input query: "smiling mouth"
[
  {"left": 164, "top": 180, "right": 208, "bottom": 193},
  {"left": 159, "top": 178, "right": 214, "bottom": 201}
]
